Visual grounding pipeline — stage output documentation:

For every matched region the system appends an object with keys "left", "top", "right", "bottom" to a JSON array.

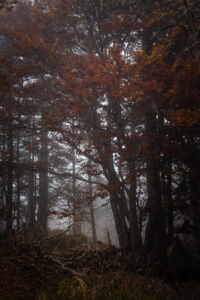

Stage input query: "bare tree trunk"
[
  {"left": 0, "top": 179, "right": 6, "bottom": 233},
  {"left": 166, "top": 158, "right": 173, "bottom": 245},
  {"left": 143, "top": 110, "right": 167, "bottom": 275},
  {"left": 16, "top": 132, "right": 21, "bottom": 232},
  {"left": 37, "top": 127, "right": 48, "bottom": 236},
  {"left": 89, "top": 174, "right": 97, "bottom": 243},
  {"left": 190, "top": 166, "right": 200, "bottom": 248},
  {"left": 0, "top": 138, "right": 7, "bottom": 233},
  {"left": 28, "top": 141, "right": 36, "bottom": 233},
  {"left": 6, "top": 124, "right": 13, "bottom": 234},
  {"left": 101, "top": 158, "right": 130, "bottom": 252},
  {"left": 128, "top": 158, "right": 142, "bottom": 261},
  {"left": 72, "top": 147, "right": 82, "bottom": 234},
  {"left": 109, "top": 191, "right": 129, "bottom": 251}
]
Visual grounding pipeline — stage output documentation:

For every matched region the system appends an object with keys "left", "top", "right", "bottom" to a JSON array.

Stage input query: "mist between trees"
[{"left": 0, "top": 0, "right": 200, "bottom": 278}]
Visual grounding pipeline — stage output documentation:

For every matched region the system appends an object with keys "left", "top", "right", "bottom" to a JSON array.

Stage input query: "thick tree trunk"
[
  {"left": 143, "top": 110, "right": 167, "bottom": 275},
  {"left": 128, "top": 158, "right": 142, "bottom": 261},
  {"left": 93, "top": 130, "right": 130, "bottom": 251},
  {"left": 109, "top": 191, "right": 129, "bottom": 251},
  {"left": 101, "top": 157, "right": 130, "bottom": 252}
]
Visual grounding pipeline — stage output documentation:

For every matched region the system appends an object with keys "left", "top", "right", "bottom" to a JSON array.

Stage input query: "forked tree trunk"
[
  {"left": 101, "top": 156, "right": 130, "bottom": 252},
  {"left": 109, "top": 191, "right": 130, "bottom": 252}
]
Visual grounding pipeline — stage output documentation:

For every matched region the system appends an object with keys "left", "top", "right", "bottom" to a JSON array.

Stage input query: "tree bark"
[
  {"left": 28, "top": 142, "right": 36, "bottom": 233},
  {"left": 72, "top": 147, "right": 82, "bottom": 234},
  {"left": 128, "top": 158, "right": 142, "bottom": 261},
  {"left": 37, "top": 127, "right": 48, "bottom": 236},
  {"left": 101, "top": 157, "right": 130, "bottom": 252},
  {"left": 166, "top": 158, "right": 173, "bottom": 245},
  {"left": 143, "top": 110, "right": 167, "bottom": 274},
  {"left": 89, "top": 174, "right": 97, "bottom": 243},
  {"left": 6, "top": 124, "right": 13, "bottom": 234}
]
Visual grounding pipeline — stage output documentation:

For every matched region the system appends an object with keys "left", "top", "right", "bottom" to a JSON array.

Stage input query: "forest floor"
[{"left": 0, "top": 238, "right": 200, "bottom": 300}]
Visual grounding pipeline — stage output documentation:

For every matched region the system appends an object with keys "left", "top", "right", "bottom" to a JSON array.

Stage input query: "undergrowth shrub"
[
  {"left": 36, "top": 277, "right": 180, "bottom": 300},
  {"left": 45, "top": 230, "right": 88, "bottom": 253}
]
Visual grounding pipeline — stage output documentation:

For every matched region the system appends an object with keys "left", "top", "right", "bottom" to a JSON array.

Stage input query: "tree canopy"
[{"left": 0, "top": 0, "right": 200, "bottom": 277}]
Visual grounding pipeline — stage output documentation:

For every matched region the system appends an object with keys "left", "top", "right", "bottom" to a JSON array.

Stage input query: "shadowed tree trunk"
[
  {"left": 0, "top": 135, "right": 7, "bottom": 233},
  {"left": 72, "top": 147, "right": 82, "bottom": 234},
  {"left": 28, "top": 140, "right": 36, "bottom": 233},
  {"left": 0, "top": 157, "right": 6, "bottom": 233},
  {"left": 128, "top": 158, "right": 142, "bottom": 262},
  {"left": 101, "top": 153, "right": 130, "bottom": 252},
  {"left": 166, "top": 157, "right": 173, "bottom": 245},
  {"left": 89, "top": 174, "right": 97, "bottom": 243},
  {"left": 16, "top": 132, "right": 21, "bottom": 231},
  {"left": 143, "top": 110, "right": 167, "bottom": 275},
  {"left": 37, "top": 126, "right": 48, "bottom": 236},
  {"left": 6, "top": 120, "right": 13, "bottom": 235}
]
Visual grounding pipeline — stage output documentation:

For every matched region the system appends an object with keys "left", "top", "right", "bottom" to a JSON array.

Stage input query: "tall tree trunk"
[
  {"left": 0, "top": 138, "right": 6, "bottom": 233},
  {"left": 88, "top": 174, "right": 97, "bottom": 243},
  {"left": 143, "top": 110, "right": 167, "bottom": 274},
  {"left": 101, "top": 158, "right": 130, "bottom": 252},
  {"left": 161, "top": 156, "right": 173, "bottom": 245},
  {"left": 28, "top": 142, "right": 36, "bottom": 233},
  {"left": 128, "top": 158, "right": 142, "bottom": 261},
  {"left": 16, "top": 133, "right": 21, "bottom": 232},
  {"left": 109, "top": 192, "right": 129, "bottom": 251},
  {"left": 94, "top": 131, "right": 130, "bottom": 251},
  {"left": 0, "top": 179, "right": 5, "bottom": 233},
  {"left": 6, "top": 124, "right": 13, "bottom": 234},
  {"left": 190, "top": 165, "right": 200, "bottom": 248},
  {"left": 37, "top": 127, "right": 48, "bottom": 236},
  {"left": 72, "top": 147, "right": 82, "bottom": 234},
  {"left": 166, "top": 157, "right": 173, "bottom": 245}
]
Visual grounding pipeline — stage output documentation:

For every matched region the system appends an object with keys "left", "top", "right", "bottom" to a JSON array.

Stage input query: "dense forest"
[{"left": 0, "top": 0, "right": 200, "bottom": 299}]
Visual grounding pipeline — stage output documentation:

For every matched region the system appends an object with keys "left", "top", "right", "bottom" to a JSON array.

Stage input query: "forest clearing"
[{"left": 0, "top": 0, "right": 200, "bottom": 299}]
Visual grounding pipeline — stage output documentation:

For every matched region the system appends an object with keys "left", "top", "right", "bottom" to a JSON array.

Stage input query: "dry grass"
[{"left": 0, "top": 236, "right": 200, "bottom": 300}]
